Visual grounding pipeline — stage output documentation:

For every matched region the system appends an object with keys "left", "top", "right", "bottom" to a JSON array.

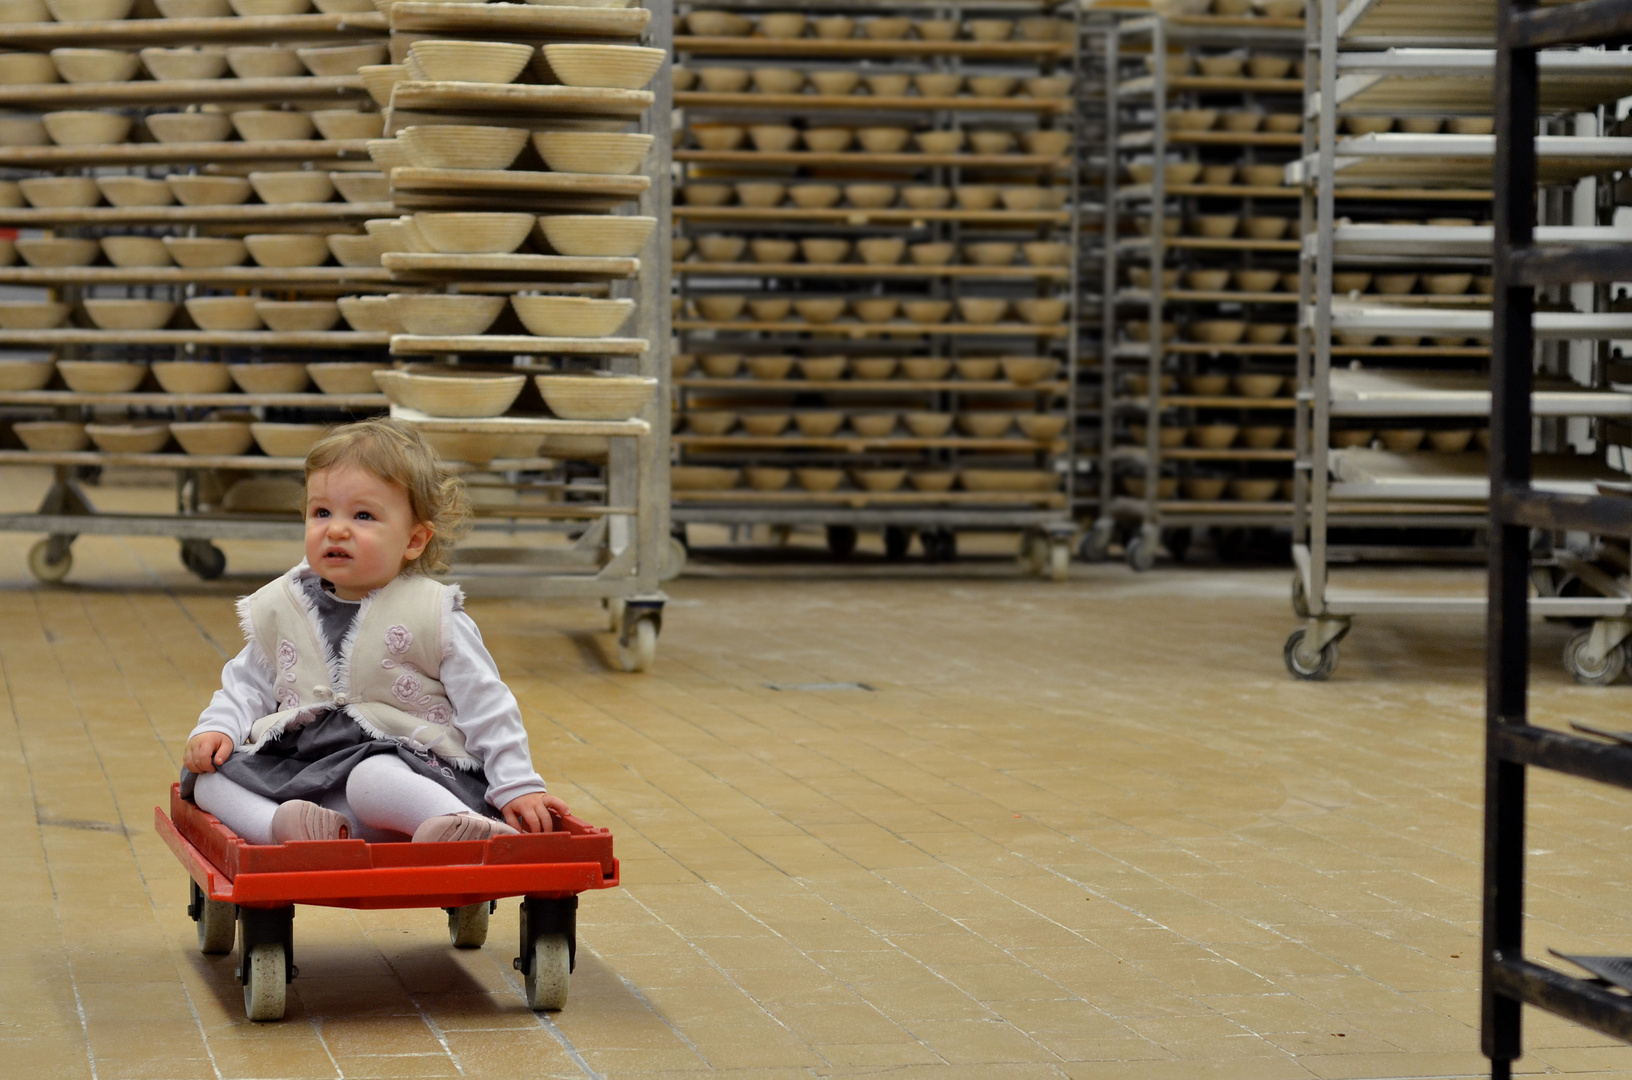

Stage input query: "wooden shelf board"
[
  {"left": 1121, "top": 182, "right": 1494, "bottom": 202},
  {"left": 0, "top": 329, "right": 386, "bottom": 347},
  {"left": 388, "top": 1, "right": 649, "bottom": 37},
  {"left": 0, "top": 201, "right": 392, "bottom": 227},
  {"left": 676, "top": 149, "right": 1068, "bottom": 170},
  {"left": 390, "top": 334, "right": 647, "bottom": 355},
  {"left": 0, "top": 139, "right": 371, "bottom": 169},
  {"left": 0, "top": 449, "right": 304, "bottom": 470},
  {"left": 1115, "top": 447, "right": 1297, "bottom": 461},
  {"left": 673, "top": 206, "right": 1070, "bottom": 225},
  {"left": 1118, "top": 75, "right": 1305, "bottom": 95},
  {"left": 1115, "top": 289, "right": 1491, "bottom": 306},
  {"left": 1118, "top": 131, "right": 1304, "bottom": 148},
  {"left": 676, "top": 378, "right": 1067, "bottom": 392},
  {"left": 1121, "top": 237, "right": 1303, "bottom": 253},
  {"left": 0, "top": 12, "right": 386, "bottom": 47},
  {"left": 0, "top": 391, "right": 384, "bottom": 407},
  {"left": 1121, "top": 395, "right": 1298, "bottom": 409},
  {"left": 0, "top": 75, "right": 363, "bottom": 108},
  {"left": 677, "top": 261, "right": 1069, "bottom": 279},
  {"left": 674, "top": 319, "right": 1070, "bottom": 337},
  {"left": 389, "top": 80, "right": 654, "bottom": 119},
  {"left": 672, "top": 488, "right": 1067, "bottom": 506},
  {"left": 388, "top": 166, "right": 650, "bottom": 201},
  {"left": 675, "top": 435, "right": 1061, "bottom": 451},
  {"left": 674, "top": 91, "right": 1071, "bottom": 114},
  {"left": 381, "top": 252, "right": 639, "bottom": 280},
  {"left": 673, "top": 35, "right": 1070, "bottom": 60}
]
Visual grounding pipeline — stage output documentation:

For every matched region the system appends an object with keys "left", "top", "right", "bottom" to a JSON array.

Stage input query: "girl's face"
[{"left": 304, "top": 465, "right": 432, "bottom": 600}]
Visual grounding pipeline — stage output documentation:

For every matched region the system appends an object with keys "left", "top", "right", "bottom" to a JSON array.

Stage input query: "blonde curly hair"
[{"left": 303, "top": 417, "right": 470, "bottom": 575}]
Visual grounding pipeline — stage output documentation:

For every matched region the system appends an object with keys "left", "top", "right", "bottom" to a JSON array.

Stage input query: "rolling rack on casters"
[
  {"left": 1483, "top": 1, "right": 1632, "bottom": 1070},
  {"left": 668, "top": 0, "right": 1081, "bottom": 577},
  {"left": 1284, "top": 0, "right": 1632, "bottom": 680},
  {"left": 1090, "top": 5, "right": 1308, "bottom": 571}
]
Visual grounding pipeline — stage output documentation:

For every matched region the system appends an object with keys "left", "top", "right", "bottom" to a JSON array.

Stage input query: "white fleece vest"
[{"left": 237, "top": 565, "right": 477, "bottom": 768}]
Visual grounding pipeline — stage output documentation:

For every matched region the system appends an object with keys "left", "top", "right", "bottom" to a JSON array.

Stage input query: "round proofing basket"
[
  {"left": 535, "top": 374, "right": 655, "bottom": 421},
  {"left": 510, "top": 295, "right": 634, "bottom": 337},
  {"left": 374, "top": 369, "right": 527, "bottom": 418}
]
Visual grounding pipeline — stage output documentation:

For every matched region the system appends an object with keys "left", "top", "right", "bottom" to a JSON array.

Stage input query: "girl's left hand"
[{"left": 500, "top": 792, "right": 571, "bottom": 833}]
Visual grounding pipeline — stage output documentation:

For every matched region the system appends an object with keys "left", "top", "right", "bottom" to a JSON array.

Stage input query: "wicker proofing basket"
[
  {"left": 411, "top": 212, "right": 535, "bottom": 255},
  {"left": 535, "top": 374, "right": 655, "bottom": 421},
  {"left": 57, "top": 360, "right": 147, "bottom": 392},
  {"left": 536, "top": 215, "right": 655, "bottom": 257},
  {"left": 539, "top": 44, "right": 664, "bottom": 89},
  {"left": 531, "top": 132, "right": 652, "bottom": 175},
  {"left": 250, "top": 422, "right": 328, "bottom": 458},
  {"left": 307, "top": 361, "right": 388, "bottom": 394},
  {"left": 153, "top": 361, "right": 234, "bottom": 393},
  {"left": 388, "top": 293, "right": 507, "bottom": 336},
  {"left": 15, "top": 421, "right": 89, "bottom": 452},
  {"left": 408, "top": 40, "right": 533, "bottom": 84},
  {"left": 85, "top": 422, "right": 171, "bottom": 453},
  {"left": 0, "top": 359, "right": 53, "bottom": 391},
  {"left": 510, "top": 295, "right": 634, "bottom": 337},
  {"left": 400, "top": 125, "right": 528, "bottom": 170},
  {"left": 171, "top": 421, "right": 255, "bottom": 456},
  {"left": 373, "top": 368, "right": 527, "bottom": 418}
]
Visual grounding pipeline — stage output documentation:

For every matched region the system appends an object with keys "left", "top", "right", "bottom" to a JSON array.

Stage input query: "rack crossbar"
[
  {"left": 1510, "top": 243, "right": 1632, "bottom": 286},
  {"left": 1509, "top": 0, "right": 1632, "bottom": 49},
  {"left": 1492, "top": 726, "right": 1632, "bottom": 793},
  {"left": 1491, "top": 487, "right": 1632, "bottom": 535}
]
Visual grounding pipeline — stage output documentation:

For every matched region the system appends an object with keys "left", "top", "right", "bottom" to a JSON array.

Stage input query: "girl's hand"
[
  {"left": 184, "top": 732, "right": 234, "bottom": 773},
  {"left": 500, "top": 792, "right": 571, "bottom": 834}
]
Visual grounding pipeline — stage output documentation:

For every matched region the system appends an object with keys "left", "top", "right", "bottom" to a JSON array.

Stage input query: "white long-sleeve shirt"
[{"left": 189, "top": 609, "right": 548, "bottom": 810}]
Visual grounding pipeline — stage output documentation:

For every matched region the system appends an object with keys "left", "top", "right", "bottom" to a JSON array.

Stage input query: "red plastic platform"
[{"left": 156, "top": 784, "right": 619, "bottom": 910}]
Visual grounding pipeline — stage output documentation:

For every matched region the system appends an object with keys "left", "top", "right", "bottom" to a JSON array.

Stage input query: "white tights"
[{"left": 193, "top": 755, "right": 476, "bottom": 845}]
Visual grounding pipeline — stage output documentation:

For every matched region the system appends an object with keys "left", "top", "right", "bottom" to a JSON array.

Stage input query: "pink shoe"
[
  {"left": 411, "top": 813, "right": 519, "bottom": 844},
  {"left": 269, "top": 800, "right": 351, "bottom": 843}
]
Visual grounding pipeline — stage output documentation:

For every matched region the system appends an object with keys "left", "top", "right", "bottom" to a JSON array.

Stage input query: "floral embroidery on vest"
[
  {"left": 276, "top": 639, "right": 299, "bottom": 684},
  {"left": 274, "top": 686, "right": 299, "bottom": 710},
  {"left": 385, "top": 624, "right": 412, "bottom": 654}
]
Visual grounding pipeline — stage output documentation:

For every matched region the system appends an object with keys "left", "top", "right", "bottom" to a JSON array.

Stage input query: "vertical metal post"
[
  {"left": 1146, "top": 17, "right": 1167, "bottom": 535},
  {"left": 1483, "top": 0, "right": 1536, "bottom": 1072},
  {"left": 629, "top": 0, "right": 672, "bottom": 589},
  {"left": 1099, "top": 19, "right": 1120, "bottom": 535},
  {"left": 1309, "top": 0, "right": 1338, "bottom": 612}
]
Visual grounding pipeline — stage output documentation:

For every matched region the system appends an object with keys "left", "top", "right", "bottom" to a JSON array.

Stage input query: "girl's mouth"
[{"left": 324, "top": 548, "right": 351, "bottom": 561}]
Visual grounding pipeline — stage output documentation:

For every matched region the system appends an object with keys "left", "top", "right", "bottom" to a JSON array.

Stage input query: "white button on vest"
[{"left": 333, "top": 693, "right": 350, "bottom": 706}]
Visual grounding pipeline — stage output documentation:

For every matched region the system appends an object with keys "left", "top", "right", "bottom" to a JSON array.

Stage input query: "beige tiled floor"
[{"left": 5, "top": 472, "right": 1632, "bottom": 1078}]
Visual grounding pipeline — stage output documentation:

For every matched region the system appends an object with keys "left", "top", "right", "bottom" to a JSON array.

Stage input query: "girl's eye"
[
  {"left": 313, "top": 508, "right": 329, "bottom": 518},
  {"left": 355, "top": 512, "right": 372, "bottom": 521}
]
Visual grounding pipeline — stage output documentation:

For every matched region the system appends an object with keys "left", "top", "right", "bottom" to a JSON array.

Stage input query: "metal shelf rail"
[
  {"left": 1284, "top": 0, "right": 1632, "bottom": 680},
  {"left": 1483, "top": 1, "right": 1632, "bottom": 1073}
]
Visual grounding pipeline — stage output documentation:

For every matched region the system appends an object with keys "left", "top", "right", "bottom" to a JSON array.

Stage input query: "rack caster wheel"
[
  {"left": 618, "top": 615, "right": 657, "bottom": 673},
  {"left": 1048, "top": 539, "right": 1070, "bottom": 582},
  {"left": 884, "top": 526, "right": 911, "bottom": 560},
  {"left": 825, "top": 525, "right": 858, "bottom": 558},
  {"left": 27, "top": 538, "right": 71, "bottom": 584},
  {"left": 661, "top": 536, "right": 687, "bottom": 582},
  {"left": 181, "top": 540, "right": 226, "bottom": 581},
  {"left": 1125, "top": 531, "right": 1155, "bottom": 572},
  {"left": 920, "top": 528, "right": 956, "bottom": 563},
  {"left": 190, "top": 880, "right": 236, "bottom": 954},
  {"left": 1563, "top": 631, "right": 1627, "bottom": 686},
  {"left": 447, "top": 902, "right": 490, "bottom": 949},
  {"left": 524, "top": 933, "right": 571, "bottom": 1010},
  {"left": 605, "top": 597, "right": 625, "bottom": 634},
  {"left": 1019, "top": 531, "right": 1047, "bottom": 575},
  {"left": 1078, "top": 518, "right": 1113, "bottom": 563},
  {"left": 1284, "top": 629, "right": 1338, "bottom": 681},
  {"left": 242, "top": 943, "right": 286, "bottom": 1021}
]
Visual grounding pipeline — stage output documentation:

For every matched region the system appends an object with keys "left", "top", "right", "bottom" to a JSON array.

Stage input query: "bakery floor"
[{"left": 5, "top": 471, "right": 1632, "bottom": 1079}]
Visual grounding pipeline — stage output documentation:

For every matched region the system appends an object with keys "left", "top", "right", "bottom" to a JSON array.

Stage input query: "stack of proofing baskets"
[{"left": 0, "top": 0, "right": 675, "bottom": 669}]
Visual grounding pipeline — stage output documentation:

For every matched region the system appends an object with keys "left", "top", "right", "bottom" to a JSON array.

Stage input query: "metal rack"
[
  {"left": 1072, "top": 4, "right": 1112, "bottom": 532},
  {"left": 1483, "top": 1, "right": 1632, "bottom": 1072},
  {"left": 0, "top": 2, "right": 677, "bottom": 669},
  {"left": 1283, "top": 0, "right": 1632, "bottom": 680},
  {"left": 669, "top": 0, "right": 1080, "bottom": 575},
  {"left": 1091, "top": 8, "right": 1307, "bottom": 570}
]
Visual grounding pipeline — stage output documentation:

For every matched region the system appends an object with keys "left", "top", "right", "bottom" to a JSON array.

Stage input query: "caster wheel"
[
  {"left": 524, "top": 932, "right": 571, "bottom": 1011},
  {"left": 27, "top": 538, "right": 71, "bottom": 584},
  {"left": 1291, "top": 573, "right": 1310, "bottom": 618},
  {"left": 181, "top": 541, "right": 226, "bottom": 581},
  {"left": 884, "top": 526, "right": 911, "bottom": 560},
  {"left": 618, "top": 616, "right": 657, "bottom": 673},
  {"left": 660, "top": 536, "right": 687, "bottom": 582},
  {"left": 1284, "top": 629, "right": 1338, "bottom": 681},
  {"left": 606, "top": 597, "right": 625, "bottom": 635},
  {"left": 825, "top": 525, "right": 858, "bottom": 558},
  {"left": 1048, "top": 540, "right": 1070, "bottom": 582},
  {"left": 1019, "top": 532, "right": 1047, "bottom": 575},
  {"left": 197, "top": 896, "right": 237, "bottom": 954},
  {"left": 242, "top": 942, "right": 287, "bottom": 1022},
  {"left": 448, "top": 903, "right": 490, "bottom": 949},
  {"left": 1563, "top": 630, "right": 1627, "bottom": 686},
  {"left": 1125, "top": 534, "right": 1155, "bottom": 572},
  {"left": 1078, "top": 520, "right": 1113, "bottom": 563}
]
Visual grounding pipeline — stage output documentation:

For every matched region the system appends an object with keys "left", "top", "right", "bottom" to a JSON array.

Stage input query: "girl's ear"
[{"left": 404, "top": 520, "right": 433, "bottom": 564}]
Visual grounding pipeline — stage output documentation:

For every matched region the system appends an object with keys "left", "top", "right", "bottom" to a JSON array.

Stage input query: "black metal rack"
[{"left": 1484, "top": 0, "right": 1632, "bottom": 1075}]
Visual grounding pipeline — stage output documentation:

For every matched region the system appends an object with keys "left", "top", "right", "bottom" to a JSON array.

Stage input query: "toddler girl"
[{"left": 182, "top": 417, "right": 568, "bottom": 845}]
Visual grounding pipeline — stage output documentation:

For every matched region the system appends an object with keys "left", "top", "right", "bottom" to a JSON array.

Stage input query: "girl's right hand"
[{"left": 184, "top": 732, "right": 235, "bottom": 773}]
